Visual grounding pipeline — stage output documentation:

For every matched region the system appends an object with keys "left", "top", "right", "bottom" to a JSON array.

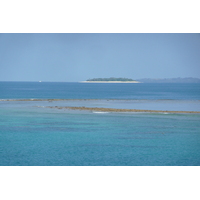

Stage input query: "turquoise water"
[
  {"left": 1, "top": 107, "right": 200, "bottom": 166},
  {"left": 0, "top": 82, "right": 200, "bottom": 166}
]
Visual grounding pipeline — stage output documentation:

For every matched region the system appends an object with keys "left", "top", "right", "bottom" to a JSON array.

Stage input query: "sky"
[{"left": 0, "top": 33, "right": 200, "bottom": 82}]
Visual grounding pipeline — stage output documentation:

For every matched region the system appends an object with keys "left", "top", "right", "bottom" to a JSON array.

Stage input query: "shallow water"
[
  {"left": 1, "top": 99, "right": 200, "bottom": 112},
  {"left": 0, "top": 106, "right": 200, "bottom": 166}
]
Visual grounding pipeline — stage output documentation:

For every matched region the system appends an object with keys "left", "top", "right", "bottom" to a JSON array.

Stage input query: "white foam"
[{"left": 93, "top": 111, "right": 109, "bottom": 114}]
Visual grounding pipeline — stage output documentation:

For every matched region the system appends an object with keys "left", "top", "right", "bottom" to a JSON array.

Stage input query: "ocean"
[{"left": 0, "top": 82, "right": 200, "bottom": 166}]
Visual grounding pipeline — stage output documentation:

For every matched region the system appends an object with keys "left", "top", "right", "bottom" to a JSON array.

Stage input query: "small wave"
[{"left": 93, "top": 111, "right": 109, "bottom": 114}]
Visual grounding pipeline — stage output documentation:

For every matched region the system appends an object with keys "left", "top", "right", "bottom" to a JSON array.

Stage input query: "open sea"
[{"left": 0, "top": 82, "right": 200, "bottom": 166}]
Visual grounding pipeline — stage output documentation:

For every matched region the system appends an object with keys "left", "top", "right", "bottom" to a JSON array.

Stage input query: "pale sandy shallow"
[
  {"left": 1, "top": 99, "right": 200, "bottom": 113},
  {"left": 46, "top": 106, "right": 200, "bottom": 114}
]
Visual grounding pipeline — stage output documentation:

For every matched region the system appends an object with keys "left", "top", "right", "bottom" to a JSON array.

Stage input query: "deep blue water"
[
  {"left": 1, "top": 82, "right": 200, "bottom": 100},
  {"left": 0, "top": 82, "right": 200, "bottom": 166}
]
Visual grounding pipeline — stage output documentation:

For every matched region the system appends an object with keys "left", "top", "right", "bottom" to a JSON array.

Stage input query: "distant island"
[
  {"left": 82, "top": 77, "right": 140, "bottom": 83},
  {"left": 136, "top": 77, "right": 200, "bottom": 83}
]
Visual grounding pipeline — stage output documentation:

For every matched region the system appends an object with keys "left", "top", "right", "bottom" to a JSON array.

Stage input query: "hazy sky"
[{"left": 0, "top": 33, "right": 200, "bottom": 82}]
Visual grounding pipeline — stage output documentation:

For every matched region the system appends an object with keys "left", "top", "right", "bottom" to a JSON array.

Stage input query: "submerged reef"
[{"left": 47, "top": 106, "right": 200, "bottom": 114}]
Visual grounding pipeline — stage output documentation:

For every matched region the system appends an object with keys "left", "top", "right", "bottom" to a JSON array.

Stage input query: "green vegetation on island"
[{"left": 87, "top": 77, "right": 136, "bottom": 82}]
